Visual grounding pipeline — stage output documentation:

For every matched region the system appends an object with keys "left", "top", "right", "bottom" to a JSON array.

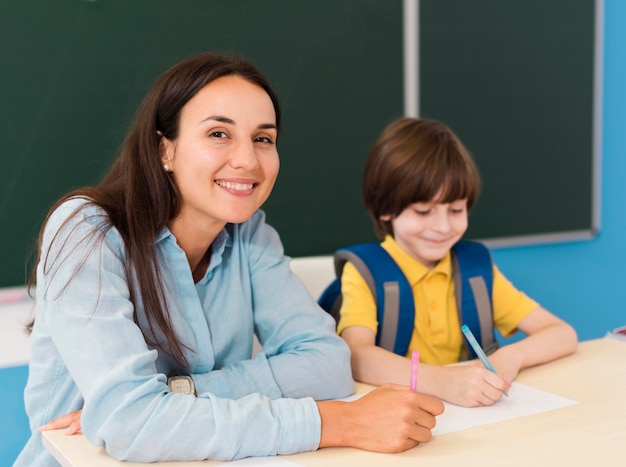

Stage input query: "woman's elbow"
[{"left": 317, "top": 338, "right": 355, "bottom": 398}]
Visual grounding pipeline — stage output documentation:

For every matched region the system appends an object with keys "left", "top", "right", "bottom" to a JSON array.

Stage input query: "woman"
[{"left": 16, "top": 53, "right": 443, "bottom": 465}]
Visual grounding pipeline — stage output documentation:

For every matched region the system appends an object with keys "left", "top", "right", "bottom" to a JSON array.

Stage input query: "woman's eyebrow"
[
  {"left": 258, "top": 123, "right": 277, "bottom": 130},
  {"left": 201, "top": 115, "right": 235, "bottom": 124},
  {"left": 200, "top": 116, "right": 276, "bottom": 131}
]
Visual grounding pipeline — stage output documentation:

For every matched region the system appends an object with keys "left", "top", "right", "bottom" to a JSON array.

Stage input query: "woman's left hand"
[{"left": 38, "top": 409, "right": 82, "bottom": 435}]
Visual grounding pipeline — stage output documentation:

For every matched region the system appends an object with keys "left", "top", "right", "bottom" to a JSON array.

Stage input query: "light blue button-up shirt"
[{"left": 16, "top": 198, "right": 354, "bottom": 465}]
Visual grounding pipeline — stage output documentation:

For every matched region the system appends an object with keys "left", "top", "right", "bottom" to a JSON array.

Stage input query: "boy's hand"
[
  {"left": 437, "top": 365, "right": 510, "bottom": 407},
  {"left": 486, "top": 346, "right": 523, "bottom": 383}
]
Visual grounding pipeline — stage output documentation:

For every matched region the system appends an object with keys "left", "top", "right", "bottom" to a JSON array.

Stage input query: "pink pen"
[{"left": 410, "top": 349, "right": 420, "bottom": 392}]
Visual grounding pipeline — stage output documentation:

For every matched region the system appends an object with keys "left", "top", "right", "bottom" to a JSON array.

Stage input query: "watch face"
[{"left": 168, "top": 376, "right": 194, "bottom": 394}]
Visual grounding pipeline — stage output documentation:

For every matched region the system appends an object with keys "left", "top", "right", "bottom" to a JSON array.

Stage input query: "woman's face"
[{"left": 161, "top": 75, "right": 279, "bottom": 232}]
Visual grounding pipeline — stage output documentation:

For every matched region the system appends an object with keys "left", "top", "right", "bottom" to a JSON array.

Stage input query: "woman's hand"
[
  {"left": 317, "top": 384, "right": 444, "bottom": 453},
  {"left": 38, "top": 409, "right": 82, "bottom": 435}
]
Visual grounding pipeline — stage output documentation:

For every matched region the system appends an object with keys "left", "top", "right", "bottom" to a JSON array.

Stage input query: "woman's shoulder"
[
  {"left": 52, "top": 196, "right": 106, "bottom": 218},
  {"left": 46, "top": 196, "right": 112, "bottom": 235}
]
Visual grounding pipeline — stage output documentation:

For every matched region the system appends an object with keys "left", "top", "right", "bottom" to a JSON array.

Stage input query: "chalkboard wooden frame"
[
  {"left": 0, "top": 0, "right": 602, "bottom": 287},
  {"left": 407, "top": 0, "right": 602, "bottom": 247}
]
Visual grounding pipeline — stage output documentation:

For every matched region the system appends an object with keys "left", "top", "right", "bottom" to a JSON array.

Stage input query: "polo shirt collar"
[{"left": 381, "top": 235, "right": 452, "bottom": 286}]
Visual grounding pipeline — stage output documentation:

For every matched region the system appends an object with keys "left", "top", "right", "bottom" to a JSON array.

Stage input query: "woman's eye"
[
  {"left": 415, "top": 209, "right": 430, "bottom": 215},
  {"left": 209, "top": 131, "right": 227, "bottom": 138},
  {"left": 255, "top": 136, "right": 275, "bottom": 144}
]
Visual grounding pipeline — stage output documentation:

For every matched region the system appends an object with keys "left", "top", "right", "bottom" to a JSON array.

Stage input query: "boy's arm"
[
  {"left": 341, "top": 326, "right": 412, "bottom": 386},
  {"left": 341, "top": 326, "right": 509, "bottom": 407},
  {"left": 488, "top": 306, "right": 578, "bottom": 382}
]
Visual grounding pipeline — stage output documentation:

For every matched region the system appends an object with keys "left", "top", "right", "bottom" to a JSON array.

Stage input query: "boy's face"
[{"left": 382, "top": 198, "right": 468, "bottom": 268}]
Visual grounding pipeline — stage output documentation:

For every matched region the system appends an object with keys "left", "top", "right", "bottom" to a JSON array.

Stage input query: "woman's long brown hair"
[{"left": 28, "top": 53, "right": 281, "bottom": 368}]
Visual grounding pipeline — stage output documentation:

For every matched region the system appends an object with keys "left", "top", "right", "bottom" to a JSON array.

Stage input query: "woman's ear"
[
  {"left": 158, "top": 132, "right": 175, "bottom": 171},
  {"left": 380, "top": 214, "right": 392, "bottom": 221}
]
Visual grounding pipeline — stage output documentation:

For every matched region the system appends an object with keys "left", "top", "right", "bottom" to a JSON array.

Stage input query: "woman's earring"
[{"left": 163, "top": 164, "right": 170, "bottom": 172}]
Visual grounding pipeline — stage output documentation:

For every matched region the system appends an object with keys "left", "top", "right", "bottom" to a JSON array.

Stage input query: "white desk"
[{"left": 43, "top": 338, "right": 626, "bottom": 466}]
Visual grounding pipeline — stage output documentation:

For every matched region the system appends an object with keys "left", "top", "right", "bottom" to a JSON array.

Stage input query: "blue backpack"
[{"left": 318, "top": 240, "right": 499, "bottom": 360}]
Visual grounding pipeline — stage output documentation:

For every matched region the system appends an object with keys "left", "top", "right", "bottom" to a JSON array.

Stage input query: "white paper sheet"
[{"left": 432, "top": 382, "right": 578, "bottom": 435}]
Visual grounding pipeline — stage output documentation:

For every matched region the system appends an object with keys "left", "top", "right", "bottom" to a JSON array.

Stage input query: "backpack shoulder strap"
[
  {"left": 333, "top": 243, "right": 414, "bottom": 356},
  {"left": 451, "top": 240, "right": 498, "bottom": 360}
]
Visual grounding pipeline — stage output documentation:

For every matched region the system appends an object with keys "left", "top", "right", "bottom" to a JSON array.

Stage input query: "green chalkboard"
[
  {"left": 0, "top": 0, "right": 599, "bottom": 288},
  {"left": 418, "top": 0, "right": 599, "bottom": 243},
  {"left": 0, "top": 0, "right": 402, "bottom": 287}
]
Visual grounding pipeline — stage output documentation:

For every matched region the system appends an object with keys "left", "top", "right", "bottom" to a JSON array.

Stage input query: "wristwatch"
[{"left": 167, "top": 375, "right": 197, "bottom": 396}]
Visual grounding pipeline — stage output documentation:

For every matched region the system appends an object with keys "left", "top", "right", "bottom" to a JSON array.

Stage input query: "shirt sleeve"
[
  {"left": 252, "top": 218, "right": 355, "bottom": 401},
  {"left": 36, "top": 201, "right": 326, "bottom": 462},
  {"left": 336, "top": 260, "right": 379, "bottom": 336},
  {"left": 492, "top": 265, "right": 540, "bottom": 337},
  {"left": 192, "top": 212, "right": 355, "bottom": 402}
]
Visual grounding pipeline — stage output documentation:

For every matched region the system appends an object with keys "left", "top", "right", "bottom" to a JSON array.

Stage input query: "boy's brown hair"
[{"left": 362, "top": 117, "right": 480, "bottom": 239}]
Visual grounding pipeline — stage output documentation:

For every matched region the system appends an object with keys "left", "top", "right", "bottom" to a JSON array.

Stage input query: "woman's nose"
[{"left": 229, "top": 140, "right": 259, "bottom": 170}]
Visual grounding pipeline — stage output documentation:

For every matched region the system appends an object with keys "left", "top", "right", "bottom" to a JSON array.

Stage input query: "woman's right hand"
[
  {"left": 38, "top": 409, "right": 83, "bottom": 435},
  {"left": 317, "top": 384, "right": 444, "bottom": 453}
]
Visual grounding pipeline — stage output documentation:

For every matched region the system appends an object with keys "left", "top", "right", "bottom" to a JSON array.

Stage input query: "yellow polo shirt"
[{"left": 336, "top": 236, "right": 539, "bottom": 365}]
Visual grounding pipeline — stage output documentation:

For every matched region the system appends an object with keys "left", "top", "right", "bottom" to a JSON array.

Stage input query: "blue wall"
[
  {"left": 493, "top": 0, "right": 625, "bottom": 342},
  {"left": 1, "top": 366, "right": 29, "bottom": 464},
  {"left": 2, "top": 0, "right": 624, "bottom": 464}
]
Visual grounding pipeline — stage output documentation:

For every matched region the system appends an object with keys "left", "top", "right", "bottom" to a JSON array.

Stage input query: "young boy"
[{"left": 337, "top": 117, "right": 577, "bottom": 407}]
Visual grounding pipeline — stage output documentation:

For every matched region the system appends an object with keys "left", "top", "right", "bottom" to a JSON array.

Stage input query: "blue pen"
[
  {"left": 461, "top": 325, "right": 496, "bottom": 372},
  {"left": 461, "top": 325, "right": 508, "bottom": 397}
]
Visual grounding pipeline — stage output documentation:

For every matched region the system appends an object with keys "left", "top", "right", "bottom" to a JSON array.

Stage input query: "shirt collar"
[
  {"left": 381, "top": 235, "right": 452, "bottom": 286},
  {"left": 155, "top": 224, "right": 232, "bottom": 248},
  {"left": 155, "top": 224, "right": 233, "bottom": 277}
]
